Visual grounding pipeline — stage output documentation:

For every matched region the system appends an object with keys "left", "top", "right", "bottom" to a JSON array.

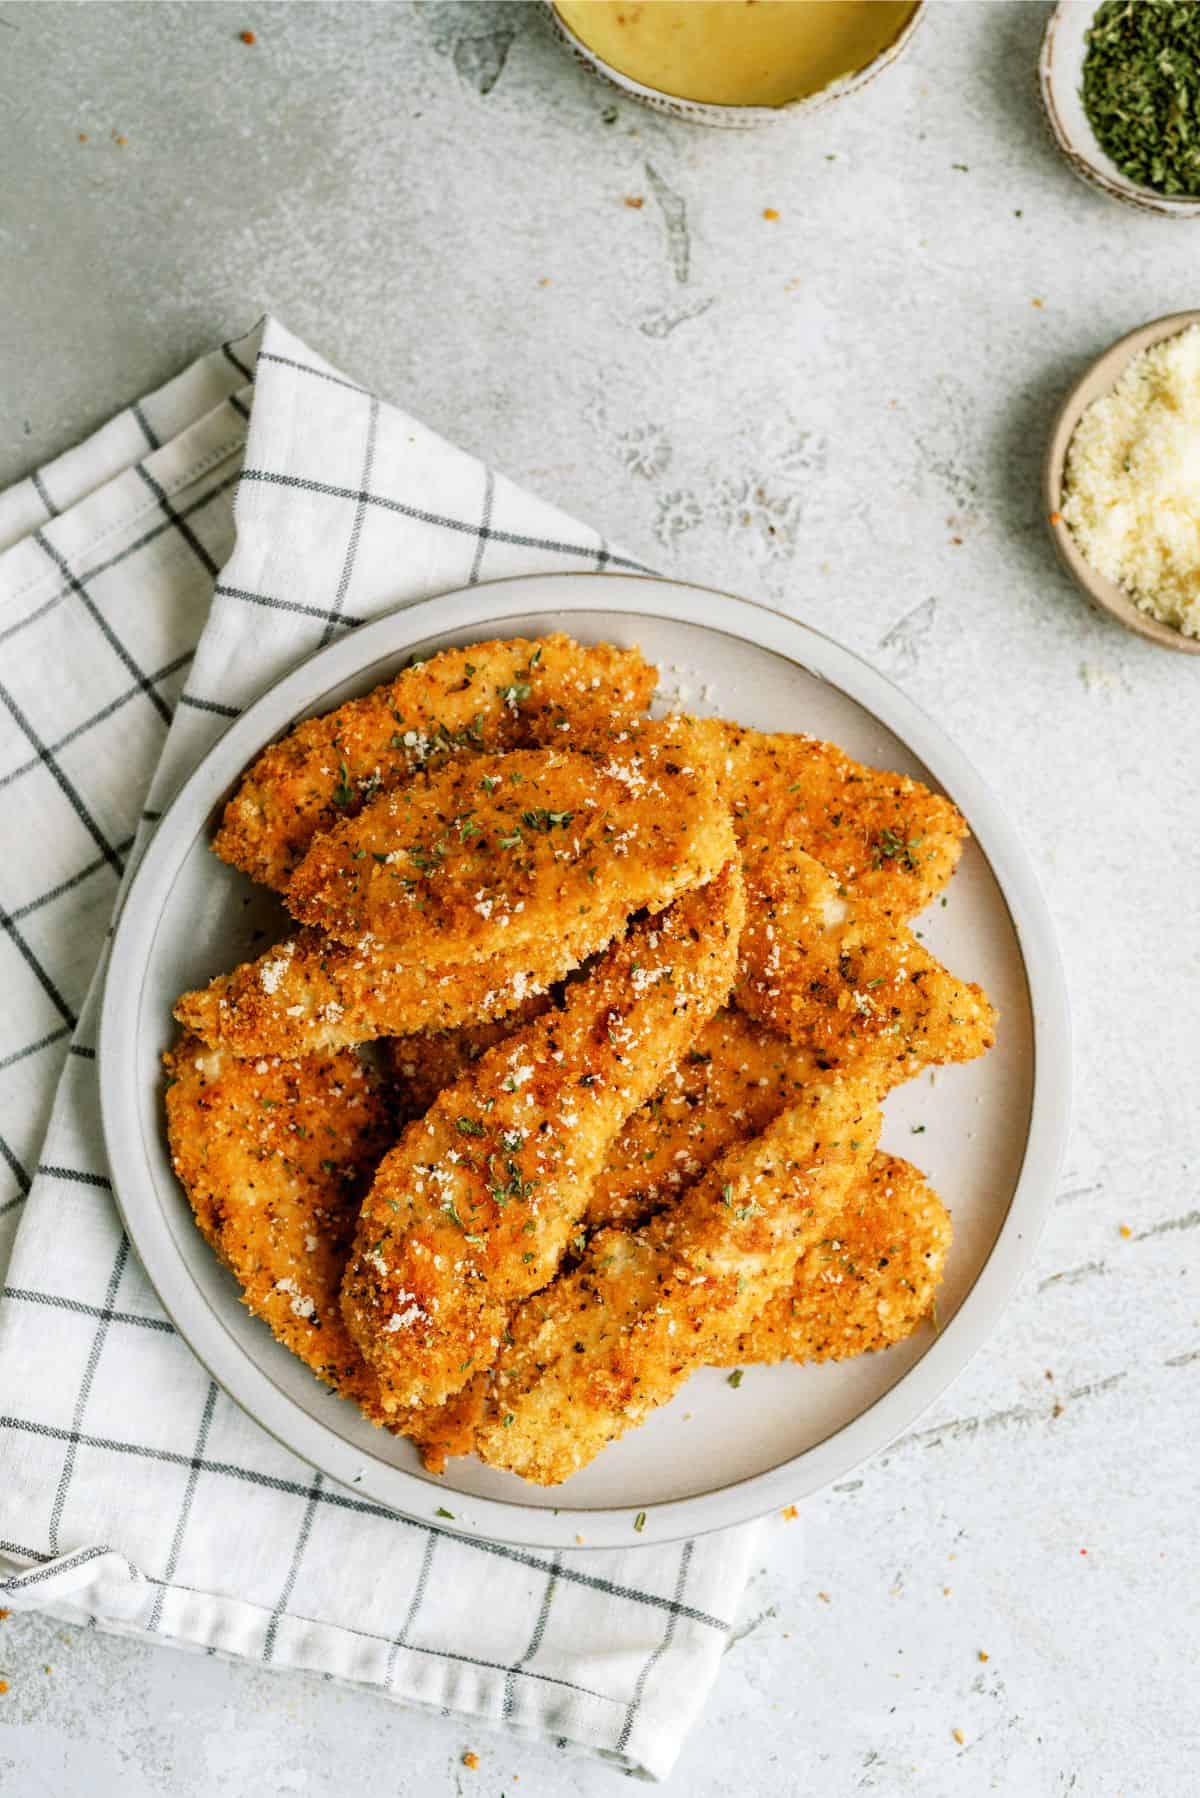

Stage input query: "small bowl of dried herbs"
[{"left": 1040, "top": 0, "right": 1200, "bottom": 217}]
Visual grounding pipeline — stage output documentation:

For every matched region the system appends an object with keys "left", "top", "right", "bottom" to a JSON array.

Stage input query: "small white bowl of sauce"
[{"left": 547, "top": 0, "right": 924, "bottom": 129}]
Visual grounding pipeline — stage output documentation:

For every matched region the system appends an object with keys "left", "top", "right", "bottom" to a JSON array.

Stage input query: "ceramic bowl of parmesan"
[
  {"left": 1045, "top": 311, "right": 1200, "bottom": 656},
  {"left": 1039, "top": 3, "right": 1200, "bottom": 218}
]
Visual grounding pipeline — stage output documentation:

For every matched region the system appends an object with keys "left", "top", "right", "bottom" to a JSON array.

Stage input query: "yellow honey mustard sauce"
[{"left": 554, "top": 0, "right": 919, "bottom": 109}]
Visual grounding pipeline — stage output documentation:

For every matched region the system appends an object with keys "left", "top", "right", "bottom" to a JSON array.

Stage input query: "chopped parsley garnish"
[
  {"left": 332, "top": 760, "right": 354, "bottom": 808},
  {"left": 435, "top": 1506, "right": 455, "bottom": 1519},
  {"left": 490, "top": 1155, "right": 535, "bottom": 1204},
  {"left": 872, "top": 827, "right": 924, "bottom": 872},
  {"left": 727, "top": 1369, "right": 744, "bottom": 1389},
  {"left": 522, "top": 808, "right": 574, "bottom": 833},
  {"left": 456, "top": 1116, "right": 486, "bottom": 1137},
  {"left": 633, "top": 1511, "right": 646, "bottom": 1533},
  {"left": 497, "top": 681, "right": 531, "bottom": 706}
]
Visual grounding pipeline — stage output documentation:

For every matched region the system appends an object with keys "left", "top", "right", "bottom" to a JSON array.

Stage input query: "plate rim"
[{"left": 99, "top": 572, "right": 1071, "bottom": 1550}]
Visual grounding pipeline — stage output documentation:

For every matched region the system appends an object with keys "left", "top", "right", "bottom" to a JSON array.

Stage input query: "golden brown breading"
[
  {"left": 662, "top": 715, "right": 967, "bottom": 918},
  {"left": 718, "top": 1153, "right": 952, "bottom": 1368},
  {"left": 162, "top": 1035, "right": 393, "bottom": 1420},
  {"left": 381, "top": 997, "right": 555, "bottom": 1119},
  {"left": 285, "top": 735, "right": 734, "bottom": 960},
  {"left": 589, "top": 1007, "right": 835, "bottom": 1230},
  {"left": 163, "top": 1033, "right": 490, "bottom": 1461},
  {"left": 173, "top": 905, "right": 629, "bottom": 1059},
  {"left": 340, "top": 863, "right": 745, "bottom": 1413},
  {"left": 736, "top": 845, "right": 996, "bottom": 1078},
  {"left": 474, "top": 1076, "right": 883, "bottom": 1485},
  {"left": 401, "top": 1374, "right": 491, "bottom": 1474},
  {"left": 213, "top": 635, "right": 657, "bottom": 892}
]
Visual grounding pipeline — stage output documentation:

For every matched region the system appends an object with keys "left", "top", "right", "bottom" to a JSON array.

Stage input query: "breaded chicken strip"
[
  {"left": 382, "top": 997, "right": 555, "bottom": 1120},
  {"left": 173, "top": 904, "right": 628, "bottom": 1059},
  {"left": 214, "top": 635, "right": 656, "bottom": 891},
  {"left": 589, "top": 1007, "right": 840, "bottom": 1230},
  {"left": 657, "top": 715, "right": 967, "bottom": 918},
  {"left": 737, "top": 845, "right": 996, "bottom": 1078},
  {"left": 718, "top": 1153, "right": 951, "bottom": 1368},
  {"left": 163, "top": 1034, "right": 393, "bottom": 1420},
  {"left": 163, "top": 1033, "right": 487, "bottom": 1465},
  {"left": 341, "top": 863, "right": 745, "bottom": 1413},
  {"left": 286, "top": 736, "right": 734, "bottom": 960},
  {"left": 475, "top": 1076, "right": 883, "bottom": 1485}
]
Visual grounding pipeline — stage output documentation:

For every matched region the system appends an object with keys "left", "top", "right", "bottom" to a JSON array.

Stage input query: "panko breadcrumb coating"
[
  {"left": 382, "top": 996, "right": 556, "bottom": 1121},
  {"left": 173, "top": 905, "right": 629, "bottom": 1059},
  {"left": 736, "top": 845, "right": 996, "bottom": 1077},
  {"left": 590, "top": 1006, "right": 853, "bottom": 1231},
  {"left": 475, "top": 1075, "right": 883, "bottom": 1485},
  {"left": 213, "top": 635, "right": 657, "bottom": 891},
  {"left": 285, "top": 731, "right": 734, "bottom": 960},
  {"left": 341, "top": 863, "right": 745, "bottom": 1413},
  {"left": 163, "top": 1034, "right": 494, "bottom": 1466},
  {"left": 718, "top": 1153, "right": 952, "bottom": 1367},
  {"left": 162, "top": 1035, "right": 393, "bottom": 1419}
]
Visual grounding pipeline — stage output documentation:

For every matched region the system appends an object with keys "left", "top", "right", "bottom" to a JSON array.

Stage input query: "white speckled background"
[{"left": 1, "top": 2, "right": 1197, "bottom": 1793}]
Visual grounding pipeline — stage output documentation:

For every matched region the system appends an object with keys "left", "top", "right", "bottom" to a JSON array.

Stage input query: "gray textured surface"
[{"left": 1, "top": 2, "right": 1198, "bottom": 1793}]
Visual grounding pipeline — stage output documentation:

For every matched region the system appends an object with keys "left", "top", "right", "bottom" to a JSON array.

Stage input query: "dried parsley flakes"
[{"left": 1082, "top": 1, "right": 1200, "bottom": 197}]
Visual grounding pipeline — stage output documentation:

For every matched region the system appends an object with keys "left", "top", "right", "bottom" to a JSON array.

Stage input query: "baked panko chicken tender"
[
  {"left": 676, "top": 716, "right": 968, "bottom": 919},
  {"left": 163, "top": 1035, "right": 394, "bottom": 1420},
  {"left": 163, "top": 1035, "right": 497, "bottom": 1468},
  {"left": 475, "top": 1075, "right": 883, "bottom": 1485},
  {"left": 173, "top": 905, "right": 630, "bottom": 1059},
  {"left": 737, "top": 844, "right": 996, "bottom": 1078},
  {"left": 719, "top": 1153, "right": 952, "bottom": 1368},
  {"left": 213, "top": 634, "right": 657, "bottom": 892},
  {"left": 341, "top": 863, "right": 745, "bottom": 1413},
  {"left": 285, "top": 734, "right": 735, "bottom": 961}
]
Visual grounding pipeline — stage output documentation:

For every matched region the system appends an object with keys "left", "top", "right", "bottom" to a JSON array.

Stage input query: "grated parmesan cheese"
[{"left": 1062, "top": 322, "right": 1200, "bottom": 637}]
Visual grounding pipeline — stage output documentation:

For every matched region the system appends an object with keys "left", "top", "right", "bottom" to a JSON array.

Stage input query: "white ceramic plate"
[{"left": 100, "top": 575, "right": 1070, "bottom": 1550}]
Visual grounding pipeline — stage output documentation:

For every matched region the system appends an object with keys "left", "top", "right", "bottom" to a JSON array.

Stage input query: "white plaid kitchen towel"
[{"left": 0, "top": 318, "right": 761, "bottom": 1780}]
